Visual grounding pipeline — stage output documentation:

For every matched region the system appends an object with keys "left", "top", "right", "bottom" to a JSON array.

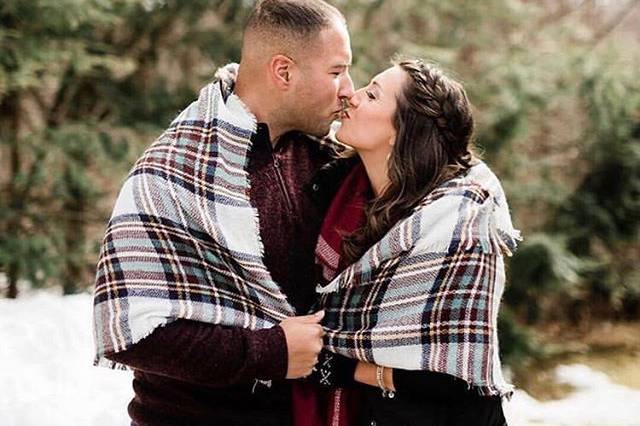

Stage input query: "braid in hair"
[{"left": 342, "top": 59, "right": 478, "bottom": 264}]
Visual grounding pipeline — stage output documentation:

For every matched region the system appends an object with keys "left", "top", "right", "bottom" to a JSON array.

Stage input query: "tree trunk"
[
  {"left": 2, "top": 93, "right": 23, "bottom": 298},
  {"left": 61, "top": 167, "right": 86, "bottom": 295},
  {"left": 7, "top": 262, "right": 19, "bottom": 299}
]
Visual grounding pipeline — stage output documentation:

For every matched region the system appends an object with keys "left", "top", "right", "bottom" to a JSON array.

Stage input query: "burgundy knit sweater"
[{"left": 107, "top": 124, "right": 333, "bottom": 426}]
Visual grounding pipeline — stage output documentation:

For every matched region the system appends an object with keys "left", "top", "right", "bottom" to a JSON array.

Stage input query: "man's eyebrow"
[{"left": 331, "top": 63, "right": 351, "bottom": 69}]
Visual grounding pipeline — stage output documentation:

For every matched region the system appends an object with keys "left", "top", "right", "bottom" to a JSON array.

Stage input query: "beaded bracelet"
[
  {"left": 376, "top": 365, "right": 396, "bottom": 399},
  {"left": 376, "top": 365, "right": 386, "bottom": 390}
]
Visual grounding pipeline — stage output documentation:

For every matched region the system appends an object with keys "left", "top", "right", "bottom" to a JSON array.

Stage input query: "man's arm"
[
  {"left": 106, "top": 311, "right": 325, "bottom": 387},
  {"left": 106, "top": 319, "right": 287, "bottom": 387}
]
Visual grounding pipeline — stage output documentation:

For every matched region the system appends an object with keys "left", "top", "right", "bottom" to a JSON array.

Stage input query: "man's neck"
[{"left": 234, "top": 74, "right": 288, "bottom": 147}]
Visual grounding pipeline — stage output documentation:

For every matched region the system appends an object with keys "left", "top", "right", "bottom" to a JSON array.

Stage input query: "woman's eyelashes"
[{"left": 366, "top": 90, "right": 376, "bottom": 100}]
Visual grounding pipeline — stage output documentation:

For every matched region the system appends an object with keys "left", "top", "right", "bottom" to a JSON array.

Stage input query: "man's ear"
[{"left": 269, "top": 54, "right": 294, "bottom": 90}]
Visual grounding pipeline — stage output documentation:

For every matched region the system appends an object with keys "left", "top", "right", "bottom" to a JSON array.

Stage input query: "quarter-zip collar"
[{"left": 251, "top": 123, "right": 294, "bottom": 213}]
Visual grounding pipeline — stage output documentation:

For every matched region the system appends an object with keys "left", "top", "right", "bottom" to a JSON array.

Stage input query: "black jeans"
[{"left": 357, "top": 387, "right": 508, "bottom": 426}]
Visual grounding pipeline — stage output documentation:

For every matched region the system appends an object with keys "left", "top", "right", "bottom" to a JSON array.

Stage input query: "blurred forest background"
[{"left": 1, "top": 0, "right": 639, "bottom": 393}]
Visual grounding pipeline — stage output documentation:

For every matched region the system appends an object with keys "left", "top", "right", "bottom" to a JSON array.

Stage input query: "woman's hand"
[
  {"left": 307, "top": 349, "right": 358, "bottom": 388},
  {"left": 354, "top": 361, "right": 396, "bottom": 391}
]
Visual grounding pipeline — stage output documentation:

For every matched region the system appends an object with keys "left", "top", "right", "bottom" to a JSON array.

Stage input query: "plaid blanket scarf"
[
  {"left": 317, "top": 161, "right": 521, "bottom": 396},
  {"left": 93, "top": 65, "right": 328, "bottom": 368}
]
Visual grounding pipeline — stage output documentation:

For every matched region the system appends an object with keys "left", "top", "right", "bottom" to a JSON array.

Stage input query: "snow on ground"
[
  {"left": 503, "top": 364, "right": 640, "bottom": 426},
  {"left": 1, "top": 292, "right": 640, "bottom": 426},
  {"left": 0, "top": 291, "right": 131, "bottom": 426}
]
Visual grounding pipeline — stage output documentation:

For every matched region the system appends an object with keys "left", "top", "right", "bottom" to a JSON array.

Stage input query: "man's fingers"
[{"left": 298, "top": 310, "right": 324, "bottom": 323}]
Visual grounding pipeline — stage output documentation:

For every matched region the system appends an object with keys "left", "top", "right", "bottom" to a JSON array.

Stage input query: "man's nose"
[{"left": 338, "top": 73, "right": 355, "bottom": 99}]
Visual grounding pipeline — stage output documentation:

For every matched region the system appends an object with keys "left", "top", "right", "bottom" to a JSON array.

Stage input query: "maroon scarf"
[{"left": 293, "top": 161, "right": 370, "bottom": 426}]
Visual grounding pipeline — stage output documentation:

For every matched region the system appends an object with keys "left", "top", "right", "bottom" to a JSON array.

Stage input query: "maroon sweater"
[{"left": 107, "top": 124, "right": 333, "bottom": 426}]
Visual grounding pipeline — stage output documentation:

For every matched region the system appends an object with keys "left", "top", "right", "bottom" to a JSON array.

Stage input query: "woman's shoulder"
[
  {"left": 306, "top": 154, "right": 361, "bottom": 213},
  {"left": 409, "top": 160, "right": 520, "bottom": 256},
  {"left": 429, "top": 161, "right": 506, "bottom": 205},
  {"left": 466, "top": 161, "right": 502, "bottom": 186}
]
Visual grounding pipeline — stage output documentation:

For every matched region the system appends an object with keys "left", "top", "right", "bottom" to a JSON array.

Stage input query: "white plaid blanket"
[
  {"left": 317, "top": 162, "right": 521, "bottom": 396},
  {"left": 93, "top": 66, "right": 325, "bottom": 368}
]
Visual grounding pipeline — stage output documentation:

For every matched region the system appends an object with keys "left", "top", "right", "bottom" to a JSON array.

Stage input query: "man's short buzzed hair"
[{"left": 245, "top": 0, "right": 345, "bottom": 43}]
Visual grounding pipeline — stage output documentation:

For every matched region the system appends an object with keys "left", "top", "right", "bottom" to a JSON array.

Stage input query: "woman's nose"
[{"left": 348, "top": 91, "right": 363, "bottom": 108}]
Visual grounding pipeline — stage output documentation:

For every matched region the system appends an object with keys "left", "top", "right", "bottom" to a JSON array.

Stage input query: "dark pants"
[
  {"left": 129, "top": 379, "right": 292, "bottom": 426},
  {"left": 357, "top": 387, "right": 507, "bottom": 426}
]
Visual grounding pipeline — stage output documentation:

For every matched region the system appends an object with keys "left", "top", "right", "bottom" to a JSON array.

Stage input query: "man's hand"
[{"left": 279, "top": 311, "right": 325, "bottom": 379}]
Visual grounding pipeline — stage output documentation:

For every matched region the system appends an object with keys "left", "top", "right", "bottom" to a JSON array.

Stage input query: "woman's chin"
[{"left": 335, "top": 128, "right": 354, "bottom": 148}]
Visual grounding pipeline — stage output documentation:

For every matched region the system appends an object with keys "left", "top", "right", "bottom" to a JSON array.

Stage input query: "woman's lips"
[{"left": 337, "top": 98, "right": 351, "bottom": 120}]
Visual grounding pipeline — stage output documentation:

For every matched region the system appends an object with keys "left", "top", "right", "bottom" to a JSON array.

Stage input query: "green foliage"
[
  {"left": 548, "top": 56, "right": 640, "bottom": 318},
  {"left": 1, "top": 0, "right": 154, "bottom": 296},
  {"left": 506, "top": 234, "right": 583, "bottom": 323},
  {"left": 557, "top": 61, "right": 640, "bottom": 249},
  {"left": 498, "top": 307, "right": 544, "bottom": 367},
  {"left": 0, "top": 0, "right": 259, "bottom": 296},
  {"left": 0, "top": 234, "right": 59, "bottom": 288}
]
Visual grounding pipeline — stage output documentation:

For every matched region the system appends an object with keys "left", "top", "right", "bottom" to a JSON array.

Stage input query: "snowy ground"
[{"left": 1, "top": 291, "right": 639, "bottom": 426}]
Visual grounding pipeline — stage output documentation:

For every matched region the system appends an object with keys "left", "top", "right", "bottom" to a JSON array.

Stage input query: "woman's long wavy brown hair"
[{"left": 342, "top": 58, "right": 478, "bottom": 264}]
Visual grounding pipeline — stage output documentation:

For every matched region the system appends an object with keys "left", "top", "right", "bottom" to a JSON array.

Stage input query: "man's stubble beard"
[
  {"left": 299, "top": 100, "right": 334, "bottom": 137},
  {"left": 283, "top": 105, "right": 332, "bottom": 138},
  {"left": 288, "top": 80, "right": 334, "bottom": 137},
  {"left": 303, "top": 119, "right": 332, "bottom": 138}
]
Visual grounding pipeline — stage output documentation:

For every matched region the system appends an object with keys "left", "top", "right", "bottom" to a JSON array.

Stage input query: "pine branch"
[
  {"left": 590, "top": 0, "right": 640, "bottom": 46},
  {"left": 534, "top": 0, "right": 588, "bottom": 29},
  {"left": 47, "top": 68, "right": 79, "bottom": 127}
]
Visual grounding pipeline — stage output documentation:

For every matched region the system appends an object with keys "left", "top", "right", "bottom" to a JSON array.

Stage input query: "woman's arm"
[
  {"left": 311, "top": 352, "right": 472, "bottom": 400},
  {"left": 354, "top": 361, "right": 395, "bottom": 391},
  {"left": 354, "top": 361, "right": 473, "bottom": 399}
]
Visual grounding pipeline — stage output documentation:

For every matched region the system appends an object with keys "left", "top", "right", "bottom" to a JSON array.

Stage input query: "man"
[{"left": 92, "top": 1, "right": 354, "bottom": 425}]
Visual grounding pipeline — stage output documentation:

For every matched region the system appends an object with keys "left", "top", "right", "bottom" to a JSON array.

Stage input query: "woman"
[{"left": 297, "top": 58, "right": 520, "bottom": 426}]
